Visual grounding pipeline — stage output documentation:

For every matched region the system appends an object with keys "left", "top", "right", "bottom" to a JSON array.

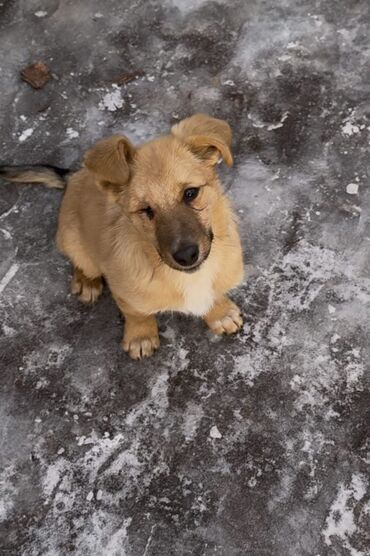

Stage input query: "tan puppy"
[{"left": 1, "top": 114, "right": 244, "bottom": 359}]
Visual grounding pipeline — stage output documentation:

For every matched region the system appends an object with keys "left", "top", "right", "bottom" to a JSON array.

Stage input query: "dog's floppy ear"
[
  {"left": 171, "top": 113, "right": 233, "bottom": 167},
  {"left": 84, "top": 135, "right": 135, "bottom": 197}
]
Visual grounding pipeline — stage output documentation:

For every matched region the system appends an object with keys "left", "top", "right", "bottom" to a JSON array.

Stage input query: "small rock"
[
  {"left": 21, "top": 62, "right": 51, "bottom": 89},
  {"left": 86, "top": 491, "right": 94, "bottom": 501},
  {"left": 346, "top": 183, "right": 359, "bottom": 195},
  {"left": 96, "top": 489, "right": 103, "bottom": 500},
  {"left": 209, "top": 425, "right": 222, "bottom": 439}
]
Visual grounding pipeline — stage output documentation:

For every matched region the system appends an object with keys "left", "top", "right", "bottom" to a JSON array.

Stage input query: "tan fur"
[
  {"left": 0, "top": 166, "right": 65, "bottom": 189},
  {"left": 4, "top": 114, "right": 244, "bottom": 359}
]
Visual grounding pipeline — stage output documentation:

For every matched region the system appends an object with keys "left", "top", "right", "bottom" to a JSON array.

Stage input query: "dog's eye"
[
  {"left": 139, "top": 206, "right": 155, "bottom": 220},
  {"left": 183, "top": 187, "right": 199, "bottom": 203}
]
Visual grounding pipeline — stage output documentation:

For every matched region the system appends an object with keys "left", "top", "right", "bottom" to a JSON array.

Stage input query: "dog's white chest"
[{"left": 178, "top": 269, "right": 215, "bottom": 316}]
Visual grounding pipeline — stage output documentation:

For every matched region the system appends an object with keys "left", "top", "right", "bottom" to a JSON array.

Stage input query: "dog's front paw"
[
  {"left": 120, "top": 314, "right": 159, "bottom": 360},
  {"left": 122, "top": 334, "right": 160, "bottom": 360},
  {"left": 208, "top": 308, "right": 243, "bottom": 335},
  {"left": 205, "top": 298, "right": 243, "bottom": 335}
]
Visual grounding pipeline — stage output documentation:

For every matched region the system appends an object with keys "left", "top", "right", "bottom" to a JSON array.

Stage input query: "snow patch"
[
  {"left": 233, "top": 16, "right": 333, "bottom": 80},
  {"left": 22, "top": 342, "right": 72, "bottom": 375},
  {"left": 126, "top": 371, "right": 169, "bottom": 426},
  {"left": 2, "top": 323, "right": 16, "bottom": 336},
  {"left": 342, "top": 122, "right": 360, "bottom": 136},
  {"left": 323, "top": 474, "right": 368, "bottom": 553},
  {"left": 0, "top": 466, "right": 17, "bottom": 522},
  {"left": 98, "top": 87, "right": 124, "bottom": 111},
  {"left": 0, "top": 263, "right": 19, "bottom": 295},
  {"left": 18, "top": 128, "right": 34, "bottom": 142},
  {"left": 168, "top": 0, "right": 213, "bottom": 13},
  {"left": 182, "top": 402, "right": 204, "bottom": 441},
  {"left": 66, "top": 127, "right": 79, "bottom": 139},
  {"left": 42, "top": 459, "right": 66, "bottom": 498}
]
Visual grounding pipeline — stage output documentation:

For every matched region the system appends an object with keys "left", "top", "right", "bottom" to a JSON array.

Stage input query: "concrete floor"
[{"left": 1, "top": 0, "right": 369, "bottom": 554}]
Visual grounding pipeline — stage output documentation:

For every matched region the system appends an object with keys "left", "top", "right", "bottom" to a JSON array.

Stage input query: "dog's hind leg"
[
  {"left": 57, "top": 228, "right": 103, "bottom": 304},
  {"left": 71, "top": 267, "right": 103, "bottom": 304}
]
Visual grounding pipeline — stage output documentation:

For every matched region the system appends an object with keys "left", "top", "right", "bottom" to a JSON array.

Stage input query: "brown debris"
[
  {"left": 114, "top": 71, "right": 145, "bottom": 85},
  {"left": 20, "top": 62, "right": 51, "bottom": 89}
]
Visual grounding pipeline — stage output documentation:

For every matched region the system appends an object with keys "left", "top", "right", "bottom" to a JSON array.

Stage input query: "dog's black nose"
[{"left": 172, "top": 243, "right": 199, "bottom": 267}]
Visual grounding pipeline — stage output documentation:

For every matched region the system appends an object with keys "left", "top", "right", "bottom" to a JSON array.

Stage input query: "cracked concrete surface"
[{"left": 1, "top": 0, "right": 370, "bottom": 554}]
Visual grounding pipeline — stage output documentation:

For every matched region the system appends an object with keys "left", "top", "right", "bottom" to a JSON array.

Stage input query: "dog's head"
[{"left": 84, "top": 114, "right": 233, "bottom": 272}]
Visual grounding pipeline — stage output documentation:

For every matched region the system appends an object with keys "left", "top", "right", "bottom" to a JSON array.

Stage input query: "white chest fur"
[
  {"left": 180, "top": 273, "right": 215, "bottom": 315},
  {"left": 175, "top": 257, "right": 217, "bottom": 316}
]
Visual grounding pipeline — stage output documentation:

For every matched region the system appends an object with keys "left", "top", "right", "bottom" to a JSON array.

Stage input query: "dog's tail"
[{"left": 0, "top": 165, "right": 69, "bottom": 189}]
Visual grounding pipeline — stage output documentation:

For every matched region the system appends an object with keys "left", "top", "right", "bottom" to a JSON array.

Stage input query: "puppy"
[{"left": 1, "top": 114, "right": 244, "bottom": 359}]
